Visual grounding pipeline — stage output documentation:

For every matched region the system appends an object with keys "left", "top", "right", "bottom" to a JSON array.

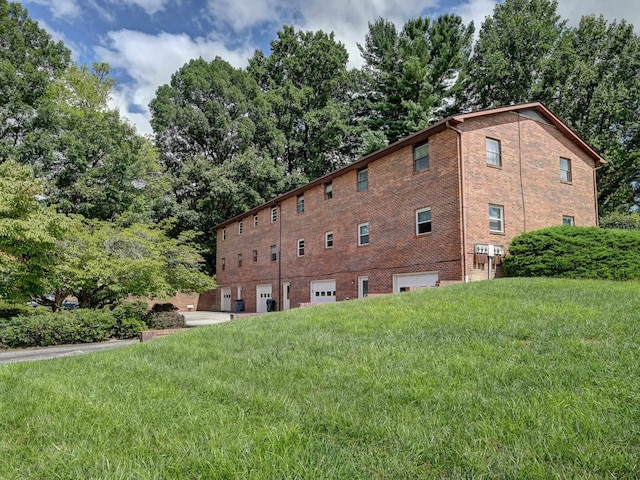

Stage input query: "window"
[
  {"left": 325, "top": 231, "right": 334, "bottom": 248},
  {"left": 297, "top": 239, "right": 305, "bottom": 257},
  {"left": 489, "top": 204, "right": 504, "bottom": 233},
  {"left": 238, "top": 221, "right": 243, "bottom": 235},
  {"left": 414, "top": 143, "right": 429, "bottom": 172},
  {"left": 221, "top": 257, "right": 225, "bottom": 271},
  {"left": 486, "top": 138, "right": 501, "bottom": 167},
  {"left": 297, "top": 194, "right": 305, "bottom": 214},
  {"left": 416, "top": 208, "right": 432, "bottom": 235},
  {"left": 252, "top": 249, "right": 258, "bottom": 262},
  {"left": 358, "top": 222, "right": 370, "bottom": 245},
  {"left": 563, "top": 216, "right": 575, "bottom": 226},
  {"left": 357, "top": 168, "right": 368, "bottom": 192},
  {"left": 271, "top": 207, "right": 277, "bottom": 223},
  {"left": 222, "top": 228, "right": 226, "bottom": 241},
  {"left": 237, "top": 253, "right": 243, "bottom": 268},
  {"left": 253, "top": 214, "right": 258, "bottom": 227},
  {"left": 270, "top": 245, "right": 277, "bottom": 262},
  {"left": 560, "top": 157, "right": 572, "bottom": 182},
  {"left": 324, "top": 182, "right": 333, "bottom": 200}
]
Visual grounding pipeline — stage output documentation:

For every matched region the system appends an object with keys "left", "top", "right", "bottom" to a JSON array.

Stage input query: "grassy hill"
[{"left": 1, "top": 278, "right": 639, "bottom": 478}]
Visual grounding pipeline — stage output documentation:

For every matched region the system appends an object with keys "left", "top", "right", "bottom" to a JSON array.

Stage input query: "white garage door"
[
  {"left": 256, "top": 284, "right": 273, "bottom": 313},
  {"left": 393, "top": 272, "right": 438, "bottom": 293},
  {"left": 220, "top": 287, "right": 231, "bottom": 311},
  {"left": 311, "top": 280, "right": 336, "bottom": 303}
]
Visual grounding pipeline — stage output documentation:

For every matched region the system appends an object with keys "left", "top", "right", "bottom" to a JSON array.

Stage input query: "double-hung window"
[
  {"left": 563, "top": 215, "right": 575, "bottom": 226},
  {"left": 324, "top": 182, "right": 333, "bottom": 200},
  {"left": 486, "top": 138, "right": 501, "bottom": 167},
  {"left": 325, "top": 231, "right": 334, "bottom": 248},
  {"left": 414, "top": 143, "right": 429, "bottom": 172},
  {"left": 416, "top": 208, "right": 432, "bottom": 235},
  {"left": 238, "top": 221, "right": 243, "bottom": 235},
  {"left": 358, "top": 223, "right": 370, "bottom": 246},
  {"left": 357, "top": 168, "right": 368, "bottom": 192},
  {"left": 237, "top": 253, "right": 243, "bottom": 268},
  {"left": 297, "top": 194, "right": 305, "bottom": 214},
  {"left": 253, "top": 214, "right": 258, "bottom": 227},
  {"left": 271, "top": 207, "right": 277, "bottom": 223},
  {"left": 560, "top": 157, "right": 572, "bottom": 182},
  {"left": 297, "top": 239, "right": 305, "bottom": 257},
  {"left": 489, "top": 204, "right": 504, "bottom": 233},
  {"left": 222, "top": 228, "right": 226, "bottom": 241},
  {"left": 270, "top": 245, "right": 277, "bottom": 262},
  {"left": 221, "top": 257, "right": 225, "bottom": 271},
  {"left": 252, "top": 250, "right": 258, "bottom": 262}
]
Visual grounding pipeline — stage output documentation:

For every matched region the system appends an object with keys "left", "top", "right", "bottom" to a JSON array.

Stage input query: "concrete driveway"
[{"left": 0, "top": 311, "right": 232, "bottom": 364}]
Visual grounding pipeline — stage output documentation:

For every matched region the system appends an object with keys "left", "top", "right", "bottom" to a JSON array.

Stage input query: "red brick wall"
[
  {"left": 216, "top": 129, "right": 463, "bottom": 312},
  {"left": 460, "top": 111, "right": 597, "bottom": 280},
  {"left": 214, "top": 110, "right": 598, "bottom": 311}
]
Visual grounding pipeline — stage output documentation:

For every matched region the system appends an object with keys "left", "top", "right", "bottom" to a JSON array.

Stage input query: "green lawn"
[{"left": 1, "top": 278, "right": 639, "bottom": 478}]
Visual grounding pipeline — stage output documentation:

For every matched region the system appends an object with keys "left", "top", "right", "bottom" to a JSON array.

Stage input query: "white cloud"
[
  {"left": 556, "top": 0, "right": 640, "bottom": 32},
  {"left": 110, "top": 0, "right": 174, "bottom": 15},
  {"left": 95, "top": 29, "right": 254, "bottom": 135},
  {"left": 25, "top": 0, "right": 82, "bottom": 19}
]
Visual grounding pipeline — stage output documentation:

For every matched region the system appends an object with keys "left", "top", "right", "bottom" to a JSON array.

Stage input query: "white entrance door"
[
  {"left": 256, "top": 284, "right": 273, "bottom": 313},
  {"left": 220, "top": 287, "right": 231, "bottom": 311},
  {"left": 282, "top": 282, "right": 291, "bottom": 310},
  {"left": 311, "top": 280, "right": 336, "bottom": 303},
  {"left": 393, "top": 272, "right": 439, "bottom": 293},
  {"left": 358, "top": 276, "right": 369, "bottom": 299}
]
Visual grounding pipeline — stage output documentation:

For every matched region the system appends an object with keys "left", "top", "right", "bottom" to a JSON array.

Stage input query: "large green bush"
[
  {"left": 504, "top": 226, "right": 640, "bottom": 280},
  {"left": 0, "top": 301, "right": 39, "bottom": 319},
  {"left": 0, "top": 310, "right": 115, "bottom": 348}
]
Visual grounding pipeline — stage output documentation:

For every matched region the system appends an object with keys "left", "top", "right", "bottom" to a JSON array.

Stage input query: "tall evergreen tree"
[
  {"left": 359, "top": 15, "right": 473, "bottom": 144},
  {"left": 462, "top": 0, "right": 565, "bottom": 108}
]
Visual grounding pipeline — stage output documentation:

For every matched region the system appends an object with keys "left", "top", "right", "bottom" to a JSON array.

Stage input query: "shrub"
[
  {"left": 600, "top": 212, "right": 640, "bottom": 230},
  {"left": 150, "top": 302, "right": 179, "bottom": 313},
  {"left": 110, "top": 301, "right": 150, "bottom": 339},
  {"left": 0, "top": 310, "right": 115, "bottom": 349},
  {"left": 504, "top": 226, "right": 640, "bottom": 280},
  {"left": 145, "top": 311, "right": 186, "bottom": 330},
  {"left": 0, "top": 301, "right": 40, "bottom": 320}
]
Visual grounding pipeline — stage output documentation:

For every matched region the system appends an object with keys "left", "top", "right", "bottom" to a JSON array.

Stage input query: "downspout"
[
  {"left": 277, "top": 201, "right": 282, "bottom": 311},
  {"left": 517, "top": 113, "right": 527, "bottom": 232},
  {"left": 447, "top": 121, "right": 468, "bottom": 283},
  {"left": 593, "top": 162, "right": 605, "bottom": 226}
]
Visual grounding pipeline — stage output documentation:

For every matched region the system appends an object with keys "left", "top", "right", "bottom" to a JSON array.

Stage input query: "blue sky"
[{"left": 22, "top": 0, "right": 639, "bottom": 136}]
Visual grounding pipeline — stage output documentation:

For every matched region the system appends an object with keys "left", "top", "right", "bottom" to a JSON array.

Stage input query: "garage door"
[
  {"left": 393, "top": 272, "right": 438, "bottom": 293},
  {"left": 256, "top": 284, "right": 272, "bottom": 313},
  {"left": 311, "top": 280, "right": 336, "bottom": 303},
  {"left": 220, "top": 287, "right": 231, "bottom": 311}
]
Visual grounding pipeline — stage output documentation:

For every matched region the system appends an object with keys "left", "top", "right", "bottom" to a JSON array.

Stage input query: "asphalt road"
[{"left": 0, "top": 311, "right": 232, "bottom": 364}]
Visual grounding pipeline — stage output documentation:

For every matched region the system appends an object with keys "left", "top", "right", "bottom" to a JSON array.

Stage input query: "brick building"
[{"left": 213, "top": 102, "right": 604, "bottom": 313}]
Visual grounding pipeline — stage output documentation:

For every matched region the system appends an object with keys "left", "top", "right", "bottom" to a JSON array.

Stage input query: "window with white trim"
[
  {"left": 297, "top": 194, "right": 305, "bottom": 214},
  {"left": 324, "top": 182, "right": 333, "bottom": 200},
  {"left": 414, "top": 143, "right": 429, "bottom": 172},
  {"left": 325, "top": 231, "right": 333, "bottom": 248},
  {"left": 563, "top": 215, "right": 575, "bottom": 226},
  {"left": 270, "top": 245, "right": 277, "bottom": 262},
  {"left": 489, "top": 204, "right": 504, "bottom": 233},
  {"left": 357, "top": 168, "right": 368, "bottom": 192},
  {"left": 416, "top": 208, "right": 432, "bottom": 235},
  {"left": 237, "top": 253, "right": 243, "bottom": 267},
  {"left": 358, "top": 222, "right": 370, "bottom": 245},
  {"left": 297, "top": 239, "right": 305, "bottom": 257},
  {"left": 222, "top": 228, "right": 226, "bottom": 241},
  {"left": 560, "top": 157, "right": 572, "bottom": 183},
  {"left": 238, "top": 221, "right": 243, "bottom": 235},
  {"left": 253, "top": 214, "right": 258, "bottom": 227},
  {"left": 486, "top": 138, "right": 501, "bottom": 167},
  {"left": 271, "top": 207, "right": 277, "bottom": 223}
]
